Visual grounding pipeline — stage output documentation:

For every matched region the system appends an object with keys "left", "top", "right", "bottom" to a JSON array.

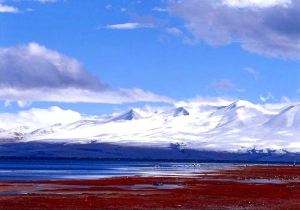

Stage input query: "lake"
[{"left": 0, "top": 159, "right": 235, "bottom": 181}]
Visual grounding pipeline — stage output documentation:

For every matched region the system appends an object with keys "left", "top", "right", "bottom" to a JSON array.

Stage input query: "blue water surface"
[{"left": 0, "top": 159, "right": 234, "bottom": 181}]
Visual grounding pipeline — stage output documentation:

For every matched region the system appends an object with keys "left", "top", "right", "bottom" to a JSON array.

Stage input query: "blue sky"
[{"left": 1, "top": 0, "right": 300, "bottom": 114}]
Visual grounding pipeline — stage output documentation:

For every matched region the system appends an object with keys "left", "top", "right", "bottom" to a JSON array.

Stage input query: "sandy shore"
[{"left": 1, "top": 165, "right": 300, "bottom": 209}]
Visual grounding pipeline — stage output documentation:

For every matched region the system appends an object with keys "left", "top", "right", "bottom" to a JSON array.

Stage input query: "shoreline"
[
  {"left": 1, "top": 165, "right": 300, "bottom": 209},
  {"left": 2, "top": 142, "right": 300, "bottom": 163},
  {"left": 1, "top": 155, "right": 300, "bottom": 166}
]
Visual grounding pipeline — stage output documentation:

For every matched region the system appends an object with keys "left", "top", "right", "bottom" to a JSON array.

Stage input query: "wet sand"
[{"left": 1, "top": 165, "right": 300, "bottom": 209}]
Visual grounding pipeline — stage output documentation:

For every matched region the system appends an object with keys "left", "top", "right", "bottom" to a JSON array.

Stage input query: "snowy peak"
[
  {"left": 173, "top": 107, "right": 189, "bottom": 117},
  {"left": 225, "top": 100, "right": 257, "bottom": 111},
  {"left": 210, "top": 100, "right": 270, "bottom": 129},
  {"left": 265, "top": 105, "right": 300, "bottom": 129},
  {"left": 30, "top": 123, "right": 62, "bottom": 136},
  {"left": 218, "top": 100, "right": 272, "bottom": 117},
  {"left": 112, "top": 109, "right": 143, "bottom": 121}
]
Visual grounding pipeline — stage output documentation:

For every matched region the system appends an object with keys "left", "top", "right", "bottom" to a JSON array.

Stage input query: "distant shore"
[
  {"left": 1, "top": 155, "right": 300, "bottom": 164},
  {"left": 1, "top": 165, "right": 300, "bottom": 209},
  {"left": 1, "top": 141, "right": 300, "bottom": 163}
]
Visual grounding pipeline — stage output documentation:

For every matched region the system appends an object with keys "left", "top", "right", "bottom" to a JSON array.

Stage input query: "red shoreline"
[{"left": 1, "top": 165, "right": 300, "bottom": 209}]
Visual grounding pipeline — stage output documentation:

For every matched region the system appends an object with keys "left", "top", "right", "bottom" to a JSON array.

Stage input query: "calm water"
[{"left": 0, "top": 159, "right": 235, "bottom": 181}]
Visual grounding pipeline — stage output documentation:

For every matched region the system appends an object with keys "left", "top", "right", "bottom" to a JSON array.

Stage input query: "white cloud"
[
  {"left": 103, "top": 15, "right": 162, "bottom": 30},
  {"left": 4, "top": 100, "right": 11, "bottom": 108},
  {"left": 168, "top": 0, "right": 300, "bottom": 59},
  {"left": 105, "top": 4, "right": 112, "bottom": 10},
  {"left": 244, "top": 67, "right": 259, "bottom": 79},
  {"left": 0, "top": 3, "right": 18, "bottom": 13},
  {"left": 166, "top": 27, "right": 183, "bottom": 36},
  {"left": 174, "top": 96, "right": 235, "bottom": 108},
  {"left": 34, "top": 0, "right": 58, "bottom": 3},
  {"left": 0, "top": 43, "right": 172, "bottom": 105},
  {"left": 0, "top": 0, "right": 59, "bottom": 13},
  {"left": 17, "top": 100, "right": 30, "bottom": 108},
  {"left": 104, "top": 22, "right": 154, "bottom": 30},
  {"left": 153, "top": 7, "right": 167, "bottom": 12},
  {"left": 212, "top": 79, "right": 235, "bottom": 90},
  {"left": 244, "top": 67, "right": 257, "bottom": 75},
  {"left": 260, "top": 92, "right": 274, "bottom": 102},
  {"left": 26, "top": 8, "right": 34, "bottom": 12},
  {"left": 0, "top": 42, "right": 103, "bottom": 90},
  {"left": 0, "top": 106, "right": 82, "bottom": 130},
  {"left": 0, "top": 87, "right": 172, "bottom": 104},
  {"left": 223, "top": 0, "right": 292, "bottom": 8}
]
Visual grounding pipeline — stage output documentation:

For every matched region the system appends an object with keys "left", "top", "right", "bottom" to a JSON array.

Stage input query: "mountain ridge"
[{"left": 1, "top": 100, "right": 300, "bottom": 158}]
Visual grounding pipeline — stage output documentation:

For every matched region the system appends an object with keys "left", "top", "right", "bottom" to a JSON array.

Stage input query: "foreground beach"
[{"left": 1, "top": 165, "right": 300, "bottom": 209}]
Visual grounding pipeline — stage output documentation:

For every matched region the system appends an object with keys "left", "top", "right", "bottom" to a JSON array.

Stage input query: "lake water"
[{"left": 0, "top": 159, "right": 235, "bottom": 181}]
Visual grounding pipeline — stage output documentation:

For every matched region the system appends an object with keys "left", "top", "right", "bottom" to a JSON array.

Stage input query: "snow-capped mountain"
[
  {"left": 172, "top": 107, "right": 190, "bottom": 117},
  {"left": 1, "top": 100, "right": 300, "bottom": 159},
  {"left": 264, "top": 105, "right": 300, "bottom": 130},
  {"left": 111, "top": 109, "right": 144, "bottom": 121}
]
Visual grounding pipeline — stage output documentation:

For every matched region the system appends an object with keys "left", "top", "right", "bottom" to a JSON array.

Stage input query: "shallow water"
[{"left": 0, "top": 159, "right": 234, "bottom": 181}]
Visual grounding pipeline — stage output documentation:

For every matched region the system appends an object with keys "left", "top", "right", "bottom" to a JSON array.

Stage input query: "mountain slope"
[
  {"left": 1, "top": 100, "right": 300, "bottom": 159},
  {"left": 264, "top": 105, "right": 300, "bottom": 130}
]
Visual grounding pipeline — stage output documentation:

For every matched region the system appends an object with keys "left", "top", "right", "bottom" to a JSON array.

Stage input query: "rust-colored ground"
[{"left": 1, "top": 165, "right": 300, "bottom": 209}]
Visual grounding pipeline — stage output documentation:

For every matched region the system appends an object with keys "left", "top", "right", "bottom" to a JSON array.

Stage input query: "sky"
[{"left": 1, "top": 0, "right": 300, "bottom": 114}]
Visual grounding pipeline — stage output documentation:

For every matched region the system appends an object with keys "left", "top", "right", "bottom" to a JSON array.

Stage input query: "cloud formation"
[
  {"left": 0, "top": 0, "right": 59, "bottom": 13},
  {"left": 0, "top": 3, "right": 18, "bottom": 13},
  {"left": 168, "top": 0, "right": 300, "bottom": 58},
  {"left": 244, "top": 67, "right": 259, "bottom": 79},
  {"left": 0, "top": 106, "right": 81, "bottom": 130},
  {"left": 0, "top": 43, "right": 172, "bottom": 105},
  {"left": 103, "top": 14, "right": 163, "bottom": 30},
  {"left": 260, "top": 92, "right": 274, "bottom": 102},
  {"left": 104, "top": 22, "right": 154, "bottom": 30},
  {"left": 223, "top": 0, "right": 291, "bottom": 8},
  {"left": 166, "top": 27, "right": 183, "bottom": 36},
  {"left": 0, "top": 43, "right": 103, "bottom": 90},
  {"left": 34, "top": 0, "right": 59, "bottom": 3},
  {"left": 212, "top": 79, "right": 235, "bottom": 90}
]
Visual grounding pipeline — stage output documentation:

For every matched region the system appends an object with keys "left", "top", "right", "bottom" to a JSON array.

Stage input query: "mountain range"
[{"left": 1, "top": 100, "right": 300, "bottom": 161}]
